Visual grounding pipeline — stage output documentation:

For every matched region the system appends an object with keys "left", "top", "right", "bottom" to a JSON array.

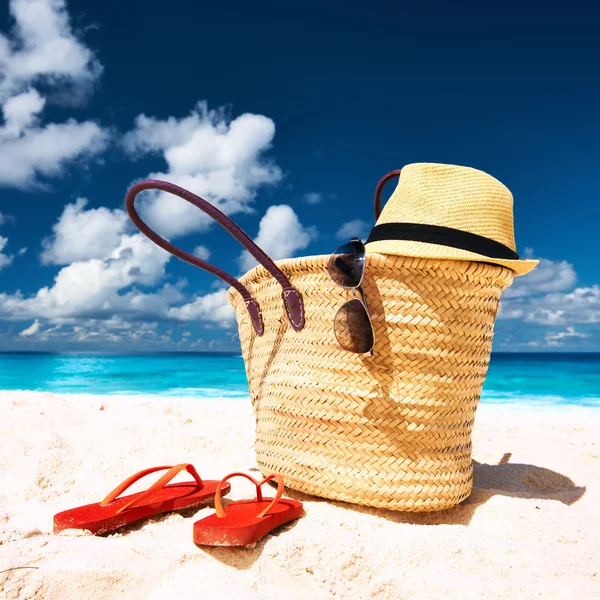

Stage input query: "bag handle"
[
  {"left": 374, "top": 169, "right": 402, "bottom": 220},
  {"left": 125, "top": 180, "right": 305, "bottom": 335}
]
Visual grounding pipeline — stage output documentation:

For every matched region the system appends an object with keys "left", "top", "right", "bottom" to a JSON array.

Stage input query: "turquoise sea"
[{"left": 0, "top": 352, "right": 598, "bottom": 407}]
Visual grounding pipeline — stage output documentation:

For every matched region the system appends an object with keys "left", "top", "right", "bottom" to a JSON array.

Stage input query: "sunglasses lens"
[
  {"left": 334, "top": 298, "right": 374, "bottom": 353},
  {"left": 328, "top": 240, "right": 366, "bottom": 288}
]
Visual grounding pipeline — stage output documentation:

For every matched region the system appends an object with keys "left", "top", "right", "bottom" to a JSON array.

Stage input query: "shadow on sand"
[
  {"left": 198, "top": 517, "right": 301, "bottom": 570},
  {"left": 201, "top": 456, "right": 586, "bottom": 568},
  {"left": 278, "top": 452, "right": 586, "bottom": 528}
]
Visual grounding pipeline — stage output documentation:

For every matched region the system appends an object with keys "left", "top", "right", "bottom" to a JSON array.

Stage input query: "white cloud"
[
  {"left": 503, "top": 257, "right": 577, "bottom": 298},
  {"left": 239, "top": 204, "right": 317, "bottom": 272},
  {"left": 1, "top": 88, "right": 45, "bottom": 135},
  {"left": 193, "top": 245, "right": 211, "bottom": 261},
  {"left": 67, "top": 318, "right": 159, "bottom": 343},
  {"left": 167, "top": 289, "right": 236, "bottom": 328},
  {"left": 0, "top": 117, "right": 109, "bottom": 189},
  {"left": 14, "top": 316, "right": 183, "bottom": 347},
  {"left": 122, "top": 102, "right": 282, "bottom": 238},
  {"left": 0, "top": 191, "right": 261, "bottom": 335},
  {"left": 499, "top": 255, "right": 600, "bottom": 326},
  {"left": 17, "top": 246, "right": 27, "bottom": 255},
  {"left": 545, "top": 326, "right": 590, "bottom": 347},
  {"left": 522, "top": 286, "right": 600, "bottom": 326},
  {"left": 0, "top": 236, "right": 12, "bottom": 270},
  {"left": 497, "top": 306, "right": 524, "bottom": 320},
  {"left": 0, "top": 0, "right": 102, "bottom": 101},
  {"left": 302, "top": 192, "right": 322, "bottom": 205},
  {"left": 0, "top": 210, "right": 239, "bottom": 334},
  {"left": 0, "top": 211, "right": 10, "bottom": 269},
  {"left": 41, "top": 198, "right": 129, "bottom": 265},
  {"left": 335, "top": 219, "right": 371, "bottom": 241},
  {"left": 0, "top": 233, "right": 173, "bottom": 320},
  {"left": 0, "top": 0, "right": 108, "bottom": 189},
  {"left": 19, "top": 318, "right": 40, "bottom": 336}
]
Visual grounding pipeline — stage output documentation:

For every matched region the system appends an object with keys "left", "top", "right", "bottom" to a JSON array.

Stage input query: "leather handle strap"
[
  {"left": 374, "top": 169, "right": 402, "bottom": 220},
  {"left": 213, "top": 472, "right": 285, "bottom": 519},
  {"left": 99, "top": 463, "right": 203, "bottom": 515},
  {"left": 125, "top": 180, "right": 305, "bottom": 333}
]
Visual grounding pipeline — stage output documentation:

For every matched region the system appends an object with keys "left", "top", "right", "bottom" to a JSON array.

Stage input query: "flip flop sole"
[
  {"left": 193, "top": 498, "right": 304, "bottom": 547},
  {"left": 54, "top": 480, "right": 230, "bottom": 535}
]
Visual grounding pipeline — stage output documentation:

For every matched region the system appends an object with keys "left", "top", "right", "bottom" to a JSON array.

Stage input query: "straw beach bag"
[{"left": 126, "top": 163, "right": 534, "bottom": 512}]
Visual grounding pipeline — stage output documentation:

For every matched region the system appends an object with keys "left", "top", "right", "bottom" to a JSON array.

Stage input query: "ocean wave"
[
  {"left": 2, "top": 388, "right": 599, "bottom": 408},
  {"left": 156, "top": 387, "right": 249, "bottom": 398},
  {"left": 82, "top": 388, "right": 250, "bottom": 400},
  {"left": 481, "top": 390, "right": 600, "bottom": 407}
]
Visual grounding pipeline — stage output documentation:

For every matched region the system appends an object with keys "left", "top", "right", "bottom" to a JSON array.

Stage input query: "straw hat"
[{"left": 365, "top": 163, "right": 538, "bottom": 276}]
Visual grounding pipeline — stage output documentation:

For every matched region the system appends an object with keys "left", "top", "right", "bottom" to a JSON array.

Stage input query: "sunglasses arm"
[{"left": 353, "top": 286, "right": 375, "bottom": 357}]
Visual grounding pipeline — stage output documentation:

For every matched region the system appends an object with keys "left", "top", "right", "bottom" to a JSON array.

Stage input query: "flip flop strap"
[
  {"left": 99, "top": 464, "right": 203, "bottom": 515},
  {"left": 214, "top": 472, "right": 285, "bottom": 519}
]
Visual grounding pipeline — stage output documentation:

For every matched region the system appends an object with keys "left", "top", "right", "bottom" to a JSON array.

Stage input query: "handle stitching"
[
  {"left": 283, "top": 289, "right": 304, "bottom": 329},
  {"left": 244, "top": 299, "right": 262, "bottom": 313},
  {"left": 244, "top": 299, "right": 264, "bottom": 335}
]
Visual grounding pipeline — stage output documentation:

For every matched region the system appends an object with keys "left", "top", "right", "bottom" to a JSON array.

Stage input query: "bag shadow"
[{"left": 277, "top": 455, "right": 586, "bottom": 527}]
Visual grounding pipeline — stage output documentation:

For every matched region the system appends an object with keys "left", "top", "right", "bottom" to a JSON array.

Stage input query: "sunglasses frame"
[{"left": 328, "top": 238, "right": 375, "bottom": 355}]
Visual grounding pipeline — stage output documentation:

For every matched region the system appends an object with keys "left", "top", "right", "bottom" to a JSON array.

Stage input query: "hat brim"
[{"left": 364, "top": 239, "right": 538, "bottom": 276}]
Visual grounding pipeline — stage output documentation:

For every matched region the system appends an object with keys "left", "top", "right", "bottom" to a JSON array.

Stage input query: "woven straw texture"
[
  {"left": 365, "top": 163, "right": 538, "bottom": 276},
  {"left": 228, "top": 253, "right": 514, "bottom": 511}
]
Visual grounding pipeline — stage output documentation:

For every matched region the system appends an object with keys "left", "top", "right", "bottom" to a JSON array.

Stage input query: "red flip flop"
[
  {"left": 193, "top": 472, "right": 303, "bottom": 547},
  {"left": 53, "top": 463, "right": 230, "bottom": 535}
]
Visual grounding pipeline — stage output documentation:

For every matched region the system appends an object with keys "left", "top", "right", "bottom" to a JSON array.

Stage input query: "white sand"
[{"left": 0, "top": 391, "right": 599, "bottom": 600}]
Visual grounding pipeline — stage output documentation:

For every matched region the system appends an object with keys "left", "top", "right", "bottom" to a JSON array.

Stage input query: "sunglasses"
[{"left": 327, "top": 238, "right": 374, "bottom": 354}]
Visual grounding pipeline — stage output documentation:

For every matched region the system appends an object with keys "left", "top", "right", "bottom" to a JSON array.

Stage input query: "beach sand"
[{"left": 0, "top": 391, "right": 598, "bottom": 600}]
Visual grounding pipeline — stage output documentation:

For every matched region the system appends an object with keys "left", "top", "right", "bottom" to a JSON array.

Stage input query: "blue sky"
[{"left": 0, "top": 0, "right": 598, "bottom": 352}]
